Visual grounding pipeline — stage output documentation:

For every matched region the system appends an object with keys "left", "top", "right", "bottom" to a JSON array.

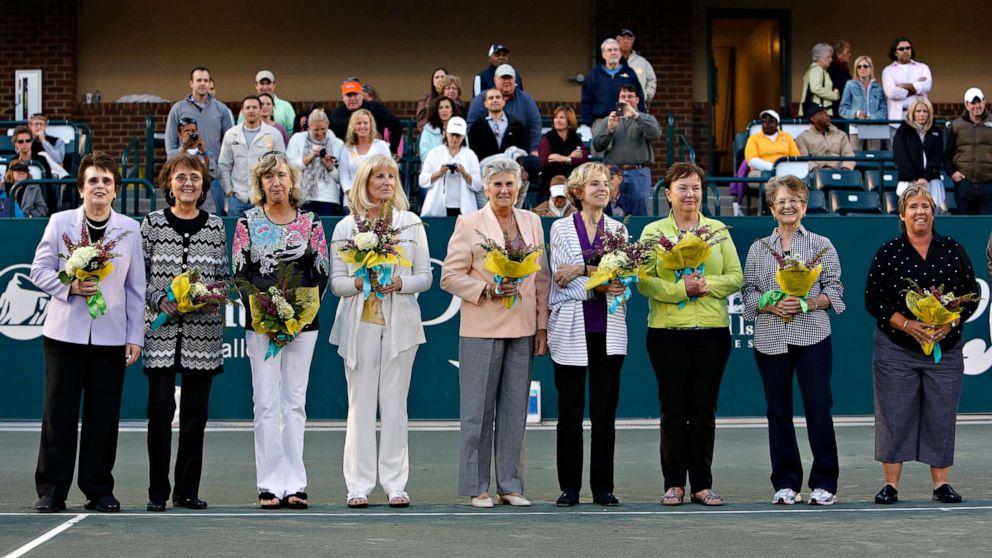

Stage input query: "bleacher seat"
[
  {"left": 829, "top": 190, "right": 881, "bottom": 215},
  {"left": 883, "top": 191, "right": 899, "bottom": 214},
  {"left": 814, "top": 168, "right": 863, "bottom": 193},
  {"left": 0, "top": 136, "right": 13, "bottom": 158},
  {"left": 854, "top": 150, "right": 894, "bottom": 172},
  {"left": 865, "top": 170, "right": 898, "bottom": 193},
  {"left": 945, "top": 195, "right": 958, "bottom": 214},
  {"left": 941, "top": 172, "right": 955, "bottom": 193},
  {"left": 806, "top": 189, "right": 829, "bottom": 214},
  {"left": 775, "top": 162, "right": 810, "bottom": 180}
]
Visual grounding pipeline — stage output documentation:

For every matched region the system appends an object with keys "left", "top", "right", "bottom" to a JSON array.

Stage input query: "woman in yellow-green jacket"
[{"left": 637, "top": 162, "right": 742, "bottom": 507}]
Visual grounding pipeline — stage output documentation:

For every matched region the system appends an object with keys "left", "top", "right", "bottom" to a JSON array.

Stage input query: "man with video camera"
[{"left": 591, "top": 84, "right": 659, "bottom": 216}]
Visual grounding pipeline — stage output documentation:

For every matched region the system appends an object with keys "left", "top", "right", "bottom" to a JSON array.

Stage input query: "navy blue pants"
[{"left": 754, "top": 337, "right": 839, "bottom": 493}]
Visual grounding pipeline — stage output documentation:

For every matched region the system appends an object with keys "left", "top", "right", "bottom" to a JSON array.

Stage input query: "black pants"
[
  {"left": 146, "top": 367, "right": 214, "bottom": 502},
  {"left": 754, "top": 337, "right": 839, "bottom": 493},
  {"left": 553, "top": 333, "right": 624, "bottom": 495},
  {"left": 954, "top": 179, "right": 992, "bottom": 215},
  {"left": 646, "top": 328, "right": 731, "bottom": 492},
  {"left": 36, "top": 337, "right": 126, "bottom": 501}
]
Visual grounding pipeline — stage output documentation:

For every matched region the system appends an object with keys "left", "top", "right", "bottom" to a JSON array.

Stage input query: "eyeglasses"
[
  {"left": 774, "top": 198, "right": 806, "bottom": 208},
  {"left": 896, "top": 46, "right": 912, "bottom": 51},
  {"left": 15, "top": 139, "right": 31, "bottom": 144},
  {"left": 258, "top": 150, "right": 284, "bottom": 162},
  {"left": 856, "top": 64, "right": 871, "bottom": 69},
  {"left": 173, "top": 174, "right": 203, "bottom": 185}
]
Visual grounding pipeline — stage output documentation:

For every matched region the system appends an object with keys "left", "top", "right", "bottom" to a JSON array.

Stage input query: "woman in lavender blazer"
[{"left": 29, "top": 152, "right": 145, "bottom": 514}]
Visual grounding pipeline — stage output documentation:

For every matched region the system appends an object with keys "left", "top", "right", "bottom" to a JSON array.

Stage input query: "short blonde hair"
[
  {"left": 904, "top": 96, "right": 934, "bottom": 131},
  {"left": 764, "top": 175, "right": 809, "bottom": 210},
  {"left": 250, "top": 152, "right": 302, "bottom": 207},
  {"left": 897, "top": 183, "right": 936, "bottom": 233},
  {"left": 345, "top": 109, "right": 381, "bottom": 146},
  {"left": 565, "top": 162, "right": 610, "bottom": 210},
  {"left": 348, "top": 154, "right": 410, "bottom": 214},
  {"left": 853, "top": 55, "right": 875, "bottom": 80}
]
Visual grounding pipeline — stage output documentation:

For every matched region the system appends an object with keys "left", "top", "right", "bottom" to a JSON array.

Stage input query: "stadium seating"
[
  {"left": 814, "top": 168, "right": 863, "bottom": 193},
  {"left": 829, "top": 190, "right": 881, "bottom": 215}
]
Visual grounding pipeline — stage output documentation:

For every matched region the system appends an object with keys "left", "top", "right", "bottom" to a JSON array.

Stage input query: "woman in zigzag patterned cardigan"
[{"left": 140, "top": 154, "right": 229, "bottom": 513}]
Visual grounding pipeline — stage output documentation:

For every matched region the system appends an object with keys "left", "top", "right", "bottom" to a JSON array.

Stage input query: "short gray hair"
[
  {"left": 308, "top": 108, "right": 329, "bottom": 125},
  {"left": 482, "top": 157, "right": 521, "bottom": 187},
  {"left": 812, "top": 43, "right": 833, "bottom": 62},
  {"left": 601, "top": 38, "right": 620, "bottom": 52}
]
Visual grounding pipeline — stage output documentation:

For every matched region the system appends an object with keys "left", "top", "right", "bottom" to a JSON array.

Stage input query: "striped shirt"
[{"left": 741, "top": 225, "right": 845, "bottom": 355}]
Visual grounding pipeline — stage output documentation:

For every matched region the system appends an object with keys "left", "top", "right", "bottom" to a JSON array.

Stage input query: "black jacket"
[
  {"left": 467, "top": 113, "right": 530, "bottom": 160},
  {"left": 893, "top": 124, "right": 944, "bottom": 181},
  {"left": 330, "top": 101, "right": 403, "bottom": 154}
]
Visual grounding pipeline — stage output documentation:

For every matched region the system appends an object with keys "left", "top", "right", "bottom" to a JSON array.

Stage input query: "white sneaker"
[
  {"left": 772, "top": 488, "right": 800, "bottom": 505},
  {"left": 808, "top": 488, "right": 837, "bottom": 506}
]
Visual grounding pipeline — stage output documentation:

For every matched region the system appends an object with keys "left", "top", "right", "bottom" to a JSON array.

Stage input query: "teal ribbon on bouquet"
[
  {"left": 674, "top": 263, "right": 706, "bottom": 309},
  {"left": 933, "top": 344, "right": 943, "bottom": 363},
  {"left": 150, "top": 287, "right": 178, "bottom": 330},
  {"left": 355, "top": 264, "right": 395, "bottom": 300},
  {"left": 493, "top": 274, "right": 525, "bottom": 308},
  {"left": 607, "top": 274, "right": 638, "bottom": 314},
  {"left": 265, "top": 332, "right": 296, "bottom": 360}
]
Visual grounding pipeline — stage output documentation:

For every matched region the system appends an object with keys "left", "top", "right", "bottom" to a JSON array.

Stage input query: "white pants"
[
  {"left": 246, "top": 330, "right": 317, "bottom": 499},
  {"left": 343, "top": 321, "right": 417, "bottom": 497}
]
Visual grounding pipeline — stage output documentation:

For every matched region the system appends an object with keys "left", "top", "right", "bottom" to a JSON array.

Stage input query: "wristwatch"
[{"left": 484, "top": 283, "right": 493, "bottom": 301}]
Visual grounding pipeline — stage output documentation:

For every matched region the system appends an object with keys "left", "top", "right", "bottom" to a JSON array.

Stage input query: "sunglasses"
[
  {"left": 856, "top": 64, "right": 871, "bottom": 69},
  {"left": 896, "top": 46, "right": 912, "bottom": 51},
  {"left": 178, "top": 117, "right": 198, "bottom": 126},
  {"left": 15, "top": 139, "right": 31, "bottom": 144},
  {"left": 258, "top": 150, "right": 284, "bottom": 162}
]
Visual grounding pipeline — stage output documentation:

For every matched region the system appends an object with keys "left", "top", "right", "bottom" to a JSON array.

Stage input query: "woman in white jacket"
[
  {"left": 329, "top": 154, "right": 432, "bottom": 509},
  {"left": 286, "top": 109, "right": 345, "bottom": 216},
  {"left": 417, "top": 117, "right": 481, "bottom": 217}
]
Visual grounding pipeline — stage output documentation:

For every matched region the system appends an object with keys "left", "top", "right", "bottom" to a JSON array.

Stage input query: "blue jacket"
[
  {"left": 580, "top": 63, "right": 646, "bottom": 125},
  {"left": 839, "top": 79, "right": 886, "bottom": 120},
  {"left": 467, "top": 89, "right": 543, "bottom": 152}
]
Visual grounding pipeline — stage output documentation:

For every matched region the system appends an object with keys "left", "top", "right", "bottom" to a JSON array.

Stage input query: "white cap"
[
  {"left": 550, "top": 184, "right": 567, "bottom": 198},
  {"left": 446, "top": 117, "right": 467, "bottom": 136},
  {"left": 495, "top": 64, "right": 516, "bottom": 78},
  {"left": 759, "top": 109, "right": 780, "bottom": 122},
  {"left": 255, "top": 70, "right": 275, "bottom": 83},
  {"left": 964, "top": 87, "right": 985, "bottom": 103}
]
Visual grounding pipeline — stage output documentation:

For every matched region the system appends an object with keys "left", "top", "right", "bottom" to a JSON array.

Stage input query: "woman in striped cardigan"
[
  {"left": 141, "top": 154, "right": 228, "bottom": 512},
  {"left": 547, "top": 162, "right": 628, "bottom": 507}
]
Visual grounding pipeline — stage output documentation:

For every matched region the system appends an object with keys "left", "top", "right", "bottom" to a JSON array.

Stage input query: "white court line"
[{"left": 2, "top": 513, "right": 87, "bottom": 558}]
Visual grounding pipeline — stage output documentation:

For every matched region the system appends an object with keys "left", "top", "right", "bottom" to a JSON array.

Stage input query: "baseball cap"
[
  {"left": 446, "top": 117, "right": 467, "bottom": 136},
  {"left": 9, "top": 161, "right": 30, "bottom": 172},
  {"left": 341, "top": 80, "right": 363, "bottom": 96},
  {"left": 255, "top": 70, "right": 275, "bottom": 83},
  {"left": 495, "top": 64, "right": 516, "bottom": 78},
  {"left": 618, "top": 28, "right": 635, "bottom": 37},
  {"left": 759, "top": 109, "right": 780, "bottom": 122},
  {"left": 964, "top": 87, "right": 985, "bottom": 103},
  {"left": 550, "top": 184, "right": 567, "bottom": 198},
  {"left": 488, "top": 43, "right": 510, "bottom": 56},
  {"left": 805, "top": 104, "right": 826, "bottom": 118}
]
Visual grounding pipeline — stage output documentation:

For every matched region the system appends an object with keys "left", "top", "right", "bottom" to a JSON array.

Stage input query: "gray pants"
[
  {"left": 458, "top": 336, "right": 534, "bottom": 496},
  {"left": 872, "top": 329, "right": 964, "bottom": 467}
]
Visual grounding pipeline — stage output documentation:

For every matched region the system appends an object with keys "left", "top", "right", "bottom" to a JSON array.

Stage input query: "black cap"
[
  {"left": 9, "top": 161, "right": 30, "bottom": 172},
  {"left": 806, "top": 104, "right": 826, "bottom": 119},
  {"left": 618, "top": 28, "right": 635, "bottom": 37},
  {"left": 488, "top": 43, "right": 510, "bottom": 56}
]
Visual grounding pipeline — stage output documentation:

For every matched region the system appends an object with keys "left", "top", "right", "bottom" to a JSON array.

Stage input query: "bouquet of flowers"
[
  {"left": 757, "top": 242, "right": 830, "bottom": 323},
  {"left": 477, "top": 230, "right": 543, "bottom": 309},
  {"left": 903, "top": 279, "right": 978, "bottom": 362},
  {"left": 58, "top": 222, "right": 132, "bottom": 319},
  {"left": 239, "top": 263, "right": 320, "bottom": 360},
  {"left": 150, "top": 270, "right": 238, "bottom": 329},
  {"left": 651, "top": 224, "right": 728, "bottom": 309},
  {"left": 337, "top": 204, "right": 420, "bottom": 300},
  {"left": 583, "top": 220, "right": 651, "bottom": 313}
]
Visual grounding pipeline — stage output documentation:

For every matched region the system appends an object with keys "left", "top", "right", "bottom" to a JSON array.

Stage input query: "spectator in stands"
[
  {"left": 893, "top": 97, "right": 947, "bottom": 213},
  {"left": 742, "top": 175, "right": 844, "bottom": 507},
  {"left": 604, "top": 163, "right": 624, "bottom": 217},
  {"left": 946, "top": 87, "right": 992, "bottom": 215},
  {"left": 418, "top": 117, "right": 481, "bottom": 217},
  {"left": 581, "top": 39, "right": 646, "bottom": 128},
  {"left": 207, "top": 77, "right": 236, "bottom": 125},
  {"left": 233, "top": 152, "right": 328, "bottom": 511},
  {"left": 166, "top": 67, "right": 234, "bottom": 216},
  {"left": 591, "top": 84, "right": 660, "bottom": 216},
  {"left": 294, "top": 103, "right": 320, "bottom": 135},
  {"left": 12, "top": 126, "right": 51, "bottom": 178},
  {"left": 173, "top": 117, "right": 216, "bottom": 214},
  {"left": 744, "top": 109, "right": 800, "bottom": 175},
  {"left": 839, "top": 55, "right": 886, "bottom": 121},
  {"left": 638, "top": 162, "right": 742, "bottom": 507},
  {"left": 416, "top": 67, "right": 448, "bottom": 132},
  {"left": 440, "top": 157, "right": 550, "bottom": 509},
  {"left": 362, "top": 83, "right": 380, "bottom": 103},
  {"left": 532, "top": 176, "right": 576, "bottom": 218},
  {"left": 882, "top": 37, "right": 932, "bottom": 138},
  {"left": 30, "top": 151, "right": 145, "bottom": 514},
  {"left": 865, "top": 183, "right": 976, "bottom": 506},
  {"left": 287, "top": 108, "right": 345, "bottom": 216},
  {"left": 468, "top": 65, "right": 542, "bottom": 156},
  {"left": 330, "top": 154, "right": 431, "bottom": 509},
  {"left": 258, "top": 93, "right": 290, "bottom": 146},
  {"left": 800, "top": 43, "right": 840, "bottom": 117},
  {"left": 795, "top": 104, "right": 855, "bottom": 170},
  {"left": 474, "top": 43, "right": 523, "bottom": 97},
  {"left": 238, "top": 70, "right": 295, "bottom": 133},
  {"left": 466, "top": 89, "right": 537, "bottom": 208},
  {"left": 141, "top": 154, "right": 227, "bottom": 513},
  {"left": 539, "top": 106, "right": 589, "bottom": 200},
  {"left": 29, "top": 114, "right": 65, "bottom": 165},
  {"left": 616, "top": 28, "right": 657, "bottom": 103},
  {"left": 827, "top": 40, "right": 852, "bottom": 98},
  {"left": 547, "top": 162, "right": 626, "bottom": 508},
  {"left": 219, "top": 96, "right": 286, "bottom": 218},
  {"left": 338, "top": 109, "right": 392, "bottom": 200},
  {"left": 441, "top": 75, "right": 464, "bottom": 105},
  {"left": 331, "top": 80, "right": 404, "bottom": 156},
  {"left": 419, "top": 96, "right": 462, "bottom": 157},
  {"left": 0, "top": 161, "right": 47, "bottom": 218}
]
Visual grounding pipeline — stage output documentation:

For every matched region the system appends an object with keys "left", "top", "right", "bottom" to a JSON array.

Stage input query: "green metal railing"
[
  {"left": 12, "top": 177, "right": 156, "bottom": 217},
  {"left": 651, "top": 179, "right": 723, "bottom": 217}
]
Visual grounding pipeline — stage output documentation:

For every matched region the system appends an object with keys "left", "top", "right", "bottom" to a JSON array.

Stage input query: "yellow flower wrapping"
[
  {"left": 905, "top": 292, "right": 961, "bottom": 356},
  {"left": 483, "top": 249, "right": 542, "bottom": 279},
  {"left": 338, "top": 246, "right": 412, "bottom": 272},
  {"left": 75, "top": 262, "right": 114, "bottom": 283},
  {"left": 171, "top": 272, "right": 208, "bottom": 314},
  {"left": 249, "top": 286, "right": 321, "bottom": 337},
  {"left": 775, "top": 264, "right": 822, "bottom": 297},
  {"left": 657, "top": 235, "right": 712, "bottom": 271},
  {"left": 585, "top": 267, "right": 633, "bottom": 291}
]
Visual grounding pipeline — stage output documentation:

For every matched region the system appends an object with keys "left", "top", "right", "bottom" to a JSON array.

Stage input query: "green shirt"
[
  {"left": 238, "top": 94, "right": 296, "bottom": 134},
  {"left": 637, "top": 212, "right": 742, "bottom": 329}
]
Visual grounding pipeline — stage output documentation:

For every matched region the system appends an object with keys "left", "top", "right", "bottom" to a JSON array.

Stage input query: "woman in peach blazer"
[{"left": 440, "top": 157, "right": 550, "bottom": 508}]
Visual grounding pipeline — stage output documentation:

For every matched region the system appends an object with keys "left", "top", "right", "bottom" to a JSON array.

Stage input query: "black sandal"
[
  {"left": 286, "top": 492, "right": 309, "bottom": 510},
  {"left": 258, "top": 491, "right": 281, "bottom": 510}
]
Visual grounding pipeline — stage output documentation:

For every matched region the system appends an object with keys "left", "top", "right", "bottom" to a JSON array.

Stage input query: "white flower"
[
  {"left": 189, "top": 282, "right": 208, "bottom": 299},
  {"left": 276, "top": 299, "right": 295, "bottom": 320},
  {"left": 599, "top": 251, "right": 630, "bottom": 274},
  {"left": 354, "top": 231, "right": 379, "bottom": 251},
  {"left": 65, "top": 246, "right": 100, "bottom": 276}
]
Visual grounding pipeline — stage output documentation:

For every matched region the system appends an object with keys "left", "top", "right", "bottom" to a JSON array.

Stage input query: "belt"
[{"left": 620, "top": 164, "right": 646, "bottom": 170}]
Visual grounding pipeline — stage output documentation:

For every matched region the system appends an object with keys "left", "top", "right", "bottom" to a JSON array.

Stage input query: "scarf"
[{"left": 301, "top": 133, "right": 333, "bottom": 202}]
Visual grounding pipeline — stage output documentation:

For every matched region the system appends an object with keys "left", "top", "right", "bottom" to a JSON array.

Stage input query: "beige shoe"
[
  {"left": 471, "top": 496, "right": 494, "bottom": 508},
  {"left": 498, "top": 493, "right": 531, "bottom": 507}
]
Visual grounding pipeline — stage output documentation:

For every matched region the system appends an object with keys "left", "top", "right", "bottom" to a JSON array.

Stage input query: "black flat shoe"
[
  {"left": 593, "top": 492, "right": 621, "bottom": 506},
  {"left": 173, "top": 497, "right": 208, "bottom": 510},
  {"left": 285, "top": 492, "right": 308, "bottom": 510},
  {"left": 933, "top": 483, "right": 962, "bottom": 504},
  {"left": 84, "top": 495, "right": 121, "bottom": 513},
  {"left": 874, "top": 484, "right": 898, "bottom": 505},
  {"left": 556, "top": 491, "right": 579, "bottom": 507},
  {"left": 146, "top": 500, "right": 166, "bottom": 512},
  {"left": 35, "top": 496, "right": 66, "bottom": 513}
]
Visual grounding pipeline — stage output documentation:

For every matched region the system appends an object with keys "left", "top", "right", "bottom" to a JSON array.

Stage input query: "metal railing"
[
  {"left": 0, "top": 120, "right": 93, "bottom": 175},
  {"left": 651, "top": 179, "right": 723, "bottom": 217},
  {"left": 12, "top": 177, "right": 156, "bottom": 217},
  {"left": 666, "top": 113, "right": 695, "bottom": 165}
]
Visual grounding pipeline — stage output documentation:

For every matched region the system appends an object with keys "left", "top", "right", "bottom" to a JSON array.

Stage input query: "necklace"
[
  {"left": 496, "top": 211, "right": 516, "bottom": 236},
  {"left": 85, "top": 216, "right": 109, "bottom": 230}
]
